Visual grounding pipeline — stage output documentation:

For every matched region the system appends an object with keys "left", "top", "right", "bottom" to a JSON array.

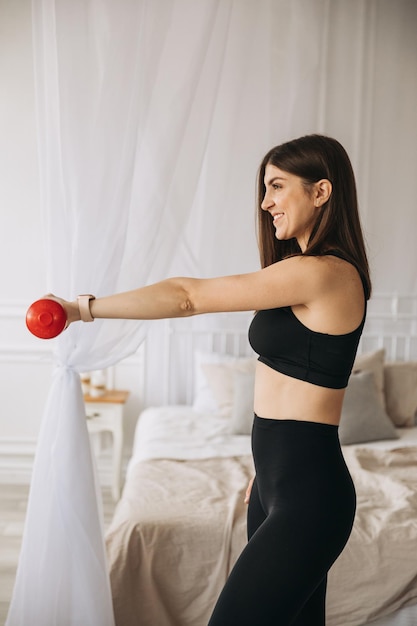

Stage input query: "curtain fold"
[{"left": 7, "top": 0, "right": 417, "bottom": 623}]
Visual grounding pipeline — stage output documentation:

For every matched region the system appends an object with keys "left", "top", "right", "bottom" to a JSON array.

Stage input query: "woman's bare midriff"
[{"left": 253, "top": 361, "right": 345, "bottom": 426}]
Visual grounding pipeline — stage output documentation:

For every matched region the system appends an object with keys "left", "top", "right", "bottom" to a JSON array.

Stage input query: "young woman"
[{"left": 47, "top": 134, "right": 371, "bottom": 625}]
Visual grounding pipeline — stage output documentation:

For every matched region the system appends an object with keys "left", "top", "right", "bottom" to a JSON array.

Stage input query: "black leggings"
[{"left": 208, "top": 416, "right": 356, "bottom": 625}]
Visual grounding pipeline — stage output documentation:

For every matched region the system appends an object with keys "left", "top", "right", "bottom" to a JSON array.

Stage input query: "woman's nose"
[{"left": 261, "top": 192, "right": 273, "bottom": 211}]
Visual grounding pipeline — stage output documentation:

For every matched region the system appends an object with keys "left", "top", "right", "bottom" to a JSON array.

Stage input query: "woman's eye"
[{"left": 272, "top": 184, "right": 282, "bottom": 190}]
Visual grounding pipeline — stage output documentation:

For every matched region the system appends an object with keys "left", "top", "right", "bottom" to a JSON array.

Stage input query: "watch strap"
[{"left": 77, "top": 294, "right": 96, "bottom": 322}]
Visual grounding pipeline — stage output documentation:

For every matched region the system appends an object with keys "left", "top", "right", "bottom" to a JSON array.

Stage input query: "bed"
[{"left": 105, "top": 299, "right": 417, "bottom": 626}]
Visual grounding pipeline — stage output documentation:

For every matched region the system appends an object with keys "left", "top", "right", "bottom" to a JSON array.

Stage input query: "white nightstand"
[{"left": 84, "top": 389, "right": 129, "bottom": 501}]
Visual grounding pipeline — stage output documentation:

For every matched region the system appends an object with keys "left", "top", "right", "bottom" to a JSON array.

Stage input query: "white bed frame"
[
  {"left": 142, "top": 294, "right": 417, "bottom": 407},
  {"left": 360, "top": 294, "right": 417, "bottom": 360}
]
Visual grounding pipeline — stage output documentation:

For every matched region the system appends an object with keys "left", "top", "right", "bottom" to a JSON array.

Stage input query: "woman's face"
[{"left": 261, "top": 164, "right": 318, "bottom": 252}]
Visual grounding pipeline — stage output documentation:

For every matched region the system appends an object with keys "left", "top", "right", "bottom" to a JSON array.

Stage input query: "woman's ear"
[{"left": 314, "top": 179, "right": 332, "bottom": 207}]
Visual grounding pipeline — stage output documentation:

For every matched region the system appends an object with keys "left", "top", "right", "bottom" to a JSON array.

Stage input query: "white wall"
[
  {"left": 0, "top": 0, "right": 48, "bottom": 479},
  {"left": 0, "top": 1, "right": 43, "bottom": 301}
]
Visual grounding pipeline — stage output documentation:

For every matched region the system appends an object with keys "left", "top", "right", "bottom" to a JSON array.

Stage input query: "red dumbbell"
[{"left": 26, "top": 298, "right": 67, "bottom": 339}]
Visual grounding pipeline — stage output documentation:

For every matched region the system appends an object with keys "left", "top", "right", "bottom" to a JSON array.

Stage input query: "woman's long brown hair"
[{"left": 257, "top": 134, "right": 372, "bottom": 299}]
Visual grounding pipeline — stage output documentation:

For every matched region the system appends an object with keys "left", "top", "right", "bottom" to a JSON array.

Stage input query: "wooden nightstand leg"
[{"left": 112, "top": 423, "right": 123, "bottom": 501}]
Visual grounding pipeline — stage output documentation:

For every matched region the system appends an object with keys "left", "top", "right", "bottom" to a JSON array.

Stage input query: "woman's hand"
[
  {"left": 43, "top": 294, "right": 81, "bottom": 326},
  {"left": 244, "top": 476, "right": 255, "bottom": 504}
]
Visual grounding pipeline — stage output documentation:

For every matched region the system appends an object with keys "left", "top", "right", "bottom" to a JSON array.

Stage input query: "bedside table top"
[{"left": 84, "top": 389, "right": 130, "bottom": 404}]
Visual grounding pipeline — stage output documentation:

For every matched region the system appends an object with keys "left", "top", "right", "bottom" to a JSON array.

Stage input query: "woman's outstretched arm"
[
  {"left": 47, "top": 255, "right": 341, "bottom": 327},
  {"left": 49, "top": 274, "right": 259, "bottom": 325}
]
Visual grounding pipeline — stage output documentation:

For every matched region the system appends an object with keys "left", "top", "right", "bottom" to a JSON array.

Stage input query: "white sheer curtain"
[
  {"left": 6, "top": 0, "right": 272, "bottom": 623},
  {"left": 7, "top": 0, "right": 417, "bottom": 623}
]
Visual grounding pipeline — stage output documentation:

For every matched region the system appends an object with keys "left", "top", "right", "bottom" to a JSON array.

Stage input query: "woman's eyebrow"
[{"left": 265, "top": 175, "right": 287, "bottom": 185}]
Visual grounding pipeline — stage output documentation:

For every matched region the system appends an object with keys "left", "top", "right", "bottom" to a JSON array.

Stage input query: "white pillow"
[
  {"left": 339, "top": 370, "right": 398, "bottom": 445},
  {"left": 229, "top": 368, "right": 256, "bottom": 435},
  {"left": 192, "top": 351, "right": 234, "bottom": 413},
  {"left": 198, "top": 357, "right": 256, "bottom": 416},
  {"left": 384, "top": 361, "right": 417, "bottom": 427}
]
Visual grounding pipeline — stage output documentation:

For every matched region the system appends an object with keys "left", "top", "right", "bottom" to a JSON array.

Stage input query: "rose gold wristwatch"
[{"left": 77, "top": 294, "right": 96, "bottom": 322}]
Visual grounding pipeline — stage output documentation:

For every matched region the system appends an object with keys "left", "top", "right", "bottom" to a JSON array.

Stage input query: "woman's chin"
[{"left": 274, "top": 229, "right": 288, "bottom": 241}]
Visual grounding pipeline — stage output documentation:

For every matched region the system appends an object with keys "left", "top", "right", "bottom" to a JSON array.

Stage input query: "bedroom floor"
[{"left": 0, "top": 483, "right": 117, "bottom": 625}]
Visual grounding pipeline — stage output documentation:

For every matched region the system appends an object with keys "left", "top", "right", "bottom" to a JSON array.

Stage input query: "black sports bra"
[{"left": 248, "top": 252, "right": 366, "bottom": 389}]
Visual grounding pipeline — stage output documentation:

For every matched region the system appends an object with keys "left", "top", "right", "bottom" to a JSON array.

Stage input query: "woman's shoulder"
[
  {"left": 284, "top": 254, "right": 365, "bottom": 333},
  {"left": 287, "top": 250, "right": 360, "bottom": 277},
  {"left": 279, "top": 253, "right": 364, "bottom": 303},
  {"left": 309, "top": 252, "right": 363, "bottom": 292},
  {"left": 278, "top": 252, "right": 356, "bottom": 283}
]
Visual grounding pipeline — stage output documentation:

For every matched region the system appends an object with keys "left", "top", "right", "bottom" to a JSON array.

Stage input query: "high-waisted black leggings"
[{"left": 208, "top": 416, "right": 356, "bottom": 625}]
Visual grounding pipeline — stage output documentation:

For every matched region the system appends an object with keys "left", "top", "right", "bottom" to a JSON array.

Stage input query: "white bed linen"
[
  {"left": 127, "top": 406, "right": 252, "bottom": 473},
  {"left": 128, "top": 406, "right": 417, "bottom": 470},
  {"left": 366, "top": 603, "right": 417, "bottom": 626}
]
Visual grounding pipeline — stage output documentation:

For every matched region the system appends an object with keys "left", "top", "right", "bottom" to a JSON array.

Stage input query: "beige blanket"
[
  {"left": 106, "top": 447, "right": 417, "bottom": 626},
  {"left": 328, "top": 446, "right": 417, "bottom": 625}
]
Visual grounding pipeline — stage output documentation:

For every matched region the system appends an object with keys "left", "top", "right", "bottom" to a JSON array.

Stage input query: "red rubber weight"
[{"left": 26, "top": 299, "right": 67, "bottom": 339}]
